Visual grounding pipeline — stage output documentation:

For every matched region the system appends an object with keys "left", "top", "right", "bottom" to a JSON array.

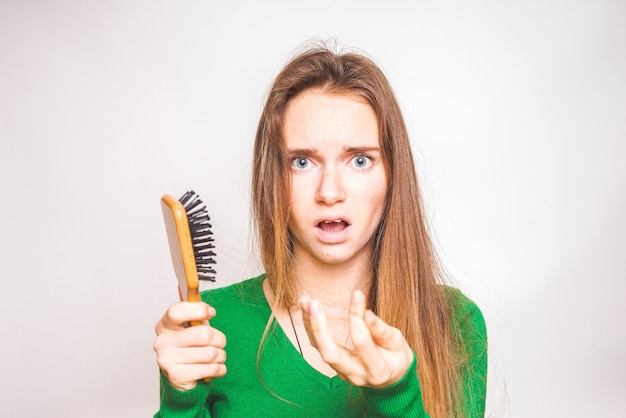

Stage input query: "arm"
[
  {"left": 359, "top": 293, "right": 488, "bottom": 418},
  {"left": 154, "top": 374, "right": 212, "bottom": 418},
  {"left": 362, "top": 297, "right": 488, "bottom": 418},
  {"left": 361, "top": 354, "right": 430, "bottom": 418},
  {"left": 356, "top": 296, "right": 488, "bottom": 418},
  {"left": 301, "top": 291, "right": 429, "bottom": 417}
]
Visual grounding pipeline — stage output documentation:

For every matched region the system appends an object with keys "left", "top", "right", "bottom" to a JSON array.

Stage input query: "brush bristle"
[{"left": 179, "top": 190, "right": 217, "bottom": 282}]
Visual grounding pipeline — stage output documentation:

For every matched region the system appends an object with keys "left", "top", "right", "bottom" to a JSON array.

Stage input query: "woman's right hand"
[{"left": 153, "top": 302, "right": 227, "bottom": 391}]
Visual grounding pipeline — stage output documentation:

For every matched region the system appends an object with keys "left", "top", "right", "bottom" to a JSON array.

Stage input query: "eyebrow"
[
  {"left": 286, "top": 146, "right": 381, "bottom": 156},
  {"left": 287, "top": 147, "right": 319, "bottom": 156},
  {"left": 343, "top": 146, "right": 381, "bottom": 154}
]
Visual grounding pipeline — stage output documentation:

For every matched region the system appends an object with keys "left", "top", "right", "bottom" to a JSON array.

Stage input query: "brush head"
[
  {"left": 179, "top": 191, "right": 217, "bottom": 282},
  {"left": 161, "top": 190, "right": 217, "bottom": 303}
]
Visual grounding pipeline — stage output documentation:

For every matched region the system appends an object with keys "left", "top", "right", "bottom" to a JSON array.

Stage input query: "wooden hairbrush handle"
[{"left": 161, "top": 194, "right": 202, "bottom": 323}]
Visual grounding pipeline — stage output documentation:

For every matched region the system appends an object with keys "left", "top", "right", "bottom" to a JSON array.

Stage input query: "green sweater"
[{"left": 156, "top": 275, "right": 487, "bottom": 417}]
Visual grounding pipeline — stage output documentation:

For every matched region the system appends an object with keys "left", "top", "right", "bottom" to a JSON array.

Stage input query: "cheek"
[
  {"left": 371, "top": 170, "right": 389, "bottom": 205},
  {"left": 288, "top": 187, "right": 307, "bottom": 229},
  {"left": 363, "top": 178, "right": 388, "bottom": 223},
  {"left": 371, "top": 192, "right": 387, "bottom": 221}
]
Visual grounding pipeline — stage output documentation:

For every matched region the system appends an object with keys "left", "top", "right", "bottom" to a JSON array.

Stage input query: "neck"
[
  {"left": 291, "top": 249, "right": 373, "bottom": 309},
  {"left": 262, "top": 248, "right": 373, "bottom": 373}
]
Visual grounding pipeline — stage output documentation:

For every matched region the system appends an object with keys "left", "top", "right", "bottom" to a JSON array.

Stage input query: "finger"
[
  {"left": 176, "top": 346, "right": 227, "bottom": 365},
  {"left": 155, "top": 339, "right": 228, "bottom": 389},
  {"left": 364, "top": 309, "right": 404, "bottom": 350},
  {"left": 175, "top": 362, "right": 228, "bottom": 381},
  {"left": 157, "top": 302, "right": 215, "bottom": 333},
  {"left": 200, "top": 362, "right": 227, "bottom": 379},
  {"left": 300, "top": 299, "right": 343, "bottom": 365},
  {"left": 348, "top": 291, "right": 375, "bottom": 349},
  {"left": 348, "top": 292, "right": 388, "bottom": 377},
  {"left": 165, "top": 362, "right": 227, "bottom": 389},
  {"left": 175, "top": 324, "right": 227, "bottom": 349},
  {"left": 162, "top": 302, "right": 214, "bottom": 329},
  {"left": 364, "top": 309, "right": 414, "bottom": 383},
  {"left": 349, "top": 290, "right": 367, "bottom": 316}
]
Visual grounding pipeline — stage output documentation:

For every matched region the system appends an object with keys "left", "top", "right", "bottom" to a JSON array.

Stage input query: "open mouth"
[{"left": 317, "top": 219, "right": 349, "bottom": 232}]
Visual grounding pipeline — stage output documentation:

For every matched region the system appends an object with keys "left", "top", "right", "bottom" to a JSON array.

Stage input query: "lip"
[{"left": 313, "top": 216, "right": 351, "bottom": 244}]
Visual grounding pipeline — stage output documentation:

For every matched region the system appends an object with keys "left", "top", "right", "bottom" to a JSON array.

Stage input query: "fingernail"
[
  {"left": 310, "top": 300, "right": 320, "bottom": 317},
  {"left": 352, "top": 290, "right": 363, "bottom": 304}
]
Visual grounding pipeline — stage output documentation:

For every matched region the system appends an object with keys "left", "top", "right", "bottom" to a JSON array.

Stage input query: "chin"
[{"left": 315, "top": 248, "right": 363, "bottom": 266}]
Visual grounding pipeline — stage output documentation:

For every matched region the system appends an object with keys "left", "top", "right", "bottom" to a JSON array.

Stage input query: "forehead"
[{"left": 283, "top": 90, "right": 379, "bottom": 149}]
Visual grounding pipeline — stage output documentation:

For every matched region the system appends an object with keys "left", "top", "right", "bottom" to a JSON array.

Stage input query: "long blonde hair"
[{"left": 252, "top": 44, "right": 464, "bottom": 417}]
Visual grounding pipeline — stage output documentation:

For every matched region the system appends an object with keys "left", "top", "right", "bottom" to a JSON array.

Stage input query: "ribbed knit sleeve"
[
  {"left": 363, "top": 288, "right": 488, "bottom": 418},
  {"left": 361, "top": 354, "right": 430, "bottom": 417},
  {"left": 154, "top": 372, "right": 211, "bottom": 418}
]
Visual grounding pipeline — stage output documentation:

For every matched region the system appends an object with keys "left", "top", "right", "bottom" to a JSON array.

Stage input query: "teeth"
[{"left": 323, "top": 220, "right": 342, "bottom": 223}]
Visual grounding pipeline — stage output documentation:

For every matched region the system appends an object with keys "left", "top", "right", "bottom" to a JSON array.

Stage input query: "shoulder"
[
  {"left": 200, "top": 275, "right": 271, "bottom": 357},
  {"left": 441, "top": 287, "right": 488, "bottom": 414},
  {"left": 441, "top": 286, "right": 487, "bottom": 342},
  {"left": 200, "top": 274, "right": 270, "bottom": 333},
  {"left": 201, "top": 274, "right": 267, "bottom": 312}
]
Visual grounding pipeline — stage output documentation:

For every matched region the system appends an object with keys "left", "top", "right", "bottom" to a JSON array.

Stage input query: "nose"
[{"left": 315, "top": 167, "right": 346, "bottom": 205}]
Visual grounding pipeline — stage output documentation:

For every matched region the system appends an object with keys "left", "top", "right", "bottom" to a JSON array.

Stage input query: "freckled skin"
[{"left": 284, "top": 91, "right": 388, "bottom": 269}]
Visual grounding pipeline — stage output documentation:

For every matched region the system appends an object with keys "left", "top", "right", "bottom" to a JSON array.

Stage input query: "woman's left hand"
[{"left": 300, "top": 290, "right": 414, "bottom": 388}]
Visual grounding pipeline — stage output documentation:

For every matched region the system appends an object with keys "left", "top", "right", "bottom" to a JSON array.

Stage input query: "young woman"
[{"left": 154, "top": 45, "right": 487, "bottom": 417}]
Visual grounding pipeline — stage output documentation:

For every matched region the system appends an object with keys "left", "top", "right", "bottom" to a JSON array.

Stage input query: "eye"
[
  {"left": 351, "top": 154, "right": 372, "bottom": 169},
  {"left": 292, "top": 157, "right": 311, "bottom": 170}
]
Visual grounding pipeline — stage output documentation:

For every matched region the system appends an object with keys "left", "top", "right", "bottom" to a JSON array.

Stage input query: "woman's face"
[{"left": 283, "top": 90, "right": 388, "bottom": 269}]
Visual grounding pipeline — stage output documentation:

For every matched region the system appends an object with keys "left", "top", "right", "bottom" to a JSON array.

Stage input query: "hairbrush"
[{"left": 161, "top": 190, "right": 216, "bottom": 305}]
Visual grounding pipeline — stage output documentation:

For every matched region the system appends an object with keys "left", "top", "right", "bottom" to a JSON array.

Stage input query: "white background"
[{"left": 1, "top": 1, "right": 624, "bottom": 417}]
